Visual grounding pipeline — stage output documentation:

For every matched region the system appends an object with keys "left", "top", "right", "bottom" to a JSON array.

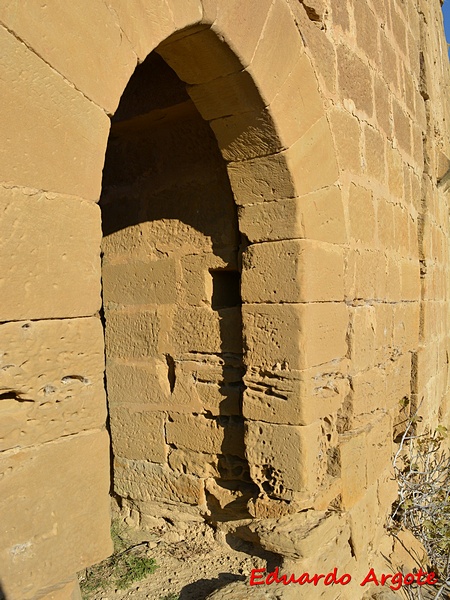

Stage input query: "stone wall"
[{"left": 0, "top": 1, "right": 449, "bottom": 599}]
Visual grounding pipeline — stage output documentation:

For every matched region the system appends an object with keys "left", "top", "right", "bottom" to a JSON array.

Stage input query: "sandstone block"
[
  {"left": 364, "top": 124, "right": 386, "bottom": 183},
  {"left": 348, "top": 306, "right": 377, "bottom": 374},
  {"left": 287, "top": 116, "right": 339, "bottom": 195},
  {"left": 401, "top": 259, "right": 421, "bottom": 300},
  {"left": 246, "top": 0, "right": 304, "bottom": 105},
  {"left": 171, "top": 306, "right": 242, "bottom": 354},
  {"left": 348, "top": 184, "right": 376, "bottom": 245},
  {"left": 337, "top": 44, "right": 373, "bottom": 116},
  {"left": 354, "top": 1, "right": 378, "bottom": 61},
  {"left": 366, "top": 413, "right": 392, "bottom": 483},
  {"left": 393, "top": 302, "right": 420, "bottom": 354},
  {"left": 195, "top": 381, "right": 241, "bottom": 416},
  {"left": 243, "top": 361, "right": 349, "bottom": 425},
  {"left": 387, "top": 145, "right": 404, "bottom": 199},
  {"left": 0, "top": 189, "right": 102, "bottom": 321},
  {"left": 269, "top": 52, "right": 324, "bottom": 149},
  {"left": 166, "top": 414, "right": 245, "bottom": 457},
  {"left": 377, "top": 198, "right": 396, "bottom": 249},
  {"left": 0, "top": 26, "right": 109, "bottom": 199},
  {"left": 158, "top": 27, "right": 242, "bottom": 85},
  {"left": 105, "top": 0, "right": 176, "bottom": 61},
  {"left": 250, "top": 510, "right": 347, "bottom": 560},
  {"left": 351, "top": 367, "right": 387, "bottom": 428},
  {"left": 227, "top": 153, "right": 296, "bottom": 205},
  {"left": 374, "top": 303, "right": 394, "bottom": 363},
  {"left": 168, "top": 448, "right": 220, "bottom": 479},
  {"left": 0, "top": 317, "right": 106, "bottom": 451},
  {"left": 105, "top": 359, "right": 171, "bottom": 406},
  {"left": 102, "top": 258, "right": 177, "bottom": 307},
  {"left": 237, "top": 198, "right": 302, "bottom": 242},
  {"left": 243, "top": 303, "right": 348, "bottom": 370},
  {"left": 202, "top": 0, "right": 273, "bottom": 69},
  {"left": 241, "top": 239, "right": 344, "bottom": 303},
  {"left": 211, "top": 107, "right": 282, "bottom": 162},
  {"left": 246, "top": 421, "right": 324, "bottom": 496},
  {"left": 114, "top": 458, "right": 205, "bottom": 505},
  {"left": 0, "top": 431, "right": 112, "bottom": 600},
  {"left": 105, "top": 309, "right": 160, "bottom": 359},
  {"left": 393, "top": 98, "right": 412, "bottom": 155},
  {"left": 0, "top": 1, "right": 136, "bottom": 113},
  {"left": 380, "top": 32, "right": 399, "bottom": 91},
  {"left": 329, "top": 107, "right": 362, "bottom": 174},
  {"left": 299, "top": 10, "right": 337, "bottom": 94},
  {"left": 348, "top": 485, "right": 378, "bottom": 559},
  {"left": 109, "top": 407, "right": 167, "bottom": 463},
  {"left": 374, "top": 73, "right": 392, "bottom": 137},
  {"left": 298, "top": 186, "right": 348, "bottom": 244},
  {"left": 188, "top": 70, "right": 265, "bottom": 121},
  {"left": 339, "top": 432, "right": 367, "bottom": 508}
]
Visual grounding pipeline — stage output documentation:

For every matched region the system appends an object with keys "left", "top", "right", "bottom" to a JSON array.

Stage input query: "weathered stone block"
[
  {"left": 189, "top": 70, "right": 265, "bottom": 122},
  {"left": 171, "top": 306, "right": 242, "bottom": 354},
  {"left": 339, "top": 431, "right": 367, "bottom": 508},
  {"left": 298, "top": 186, "right": 348, "bottom": 244},
  {"left": 351, "top": 367, "right": 387, "bottom": 427},
  {"left": 364, "top": 124, "right": 386, "bottom": 183},
  {"left": 0, "top": 26, "right": 109, "bottom": 199},
  {"left": 166, "top": 414, "right": 245, "bottom": 457},
  {"left": 337, "top": 44, "right": 373, "bottom": 116},
  {"left": 0, "top": 317, "right": 106, "bottom": 451},
  {"left": 348, "top": 305, "right": 377, "bottom": 373},
  {"left": 159, "top": 27, "right": 242, "bottom": 85},
  {"left": 247, "top": 0, "right": 304, "bottom": 105},
  {"left": 105, "top": 359, "right": 170, "bottom": 406},
  {"left": 210, "top": 107, "right": 282, "bottom": 162},
  {"left": 0, "top": 0, "right": 137, "bottom": 113},
  {"left": 287, "top": 116, "right": 339, "bottom": 195},
  {"left": 202, "top": 0, "right": 273, "bottom": 68},
  {"left": 0, "top": 189, "right": 102, "bottom": 321},
  {"left": 238, "top": 198, "right": 302, "bottom": 242},
  {"left": 0, "top": 431, "right": 111, "bottom": 600},
  {"left": 269, "top": 52, "right": 324, "bottom": 149},
  {"left": 109, "top": 407, "right": 167, "bottom": 463},
  {"left": 102, "top": 258, "right": 177, "bottom": 307},
  {"left": 366, "top": 413, "right": 392, "bottom": 483},
  {"left": 354, "top": 1, "right": 378, "bottom": 61},
  {"left": 105, "top": 309, "right": 160, "bottom": 359},
  {"left": 246, "top": 421, "right": 324, "bottom": 496},
  {"left": 243, "top": 361, "right": 349, "bottom": 425},
  {"left": 328, "top": 107, "right": 362, "bottom": 174},
  {"left": 348, "top": 184, "right": 376, "bottom": 245},
  {"left": 114, "top": 458, "right": 205, "bottom": 505},
  {"left": 241, "top": 239, "right": 344, "bottom": 303},
  {"left": 243, "top": 303, "right": 348, "bottom": 370},
  {"left": 227, "top": 152, "right": 296, "bottom": 204}
]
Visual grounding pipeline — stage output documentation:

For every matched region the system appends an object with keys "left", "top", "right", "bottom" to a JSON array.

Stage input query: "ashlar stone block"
[
  {"left": 0, "top": 431, "right": 111, "bottom": 600},
  {"left": 0, "top": 317, "right": 106, "bottom": 451},
  {"left": 241, "top": 239, "right": 345, "bottom": 303},
  {"left": 0, "top": 0, "right": 137, "bottom": 114},
  {"left": 0, "top": 26, "right": 109, "bottom": 199},
  {"left": 0, "top": 189, "right": 102, "bottom": 320}
]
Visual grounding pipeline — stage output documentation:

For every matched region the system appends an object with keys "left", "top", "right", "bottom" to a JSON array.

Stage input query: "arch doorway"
[{"left": 100, "top": 50, "right": 258, "bottom": 528}]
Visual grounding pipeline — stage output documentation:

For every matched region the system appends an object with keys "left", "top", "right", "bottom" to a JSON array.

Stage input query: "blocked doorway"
[{"left": 100, "top": 51, "right": 258, "bottom": 529}]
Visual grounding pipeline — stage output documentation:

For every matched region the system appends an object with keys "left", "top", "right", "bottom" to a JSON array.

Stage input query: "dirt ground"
[{"left": 79, "top": 520, "right": 276, "bottom": 600}]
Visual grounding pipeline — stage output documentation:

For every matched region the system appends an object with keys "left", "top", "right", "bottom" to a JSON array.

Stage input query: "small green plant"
[
  {"left": 390, "top": 414, "right": 450, "bottom": 599},
  {"left": 79, "top": 520, "right": 158, "bottom": 597}
]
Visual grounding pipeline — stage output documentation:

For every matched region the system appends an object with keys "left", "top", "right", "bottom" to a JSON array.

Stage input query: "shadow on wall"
[
  {"left": 100, "top": 51, "right": 259, "bottom": 525},
  {"left": 0, "top": 581, "right": 7, "bottom": 600}
]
